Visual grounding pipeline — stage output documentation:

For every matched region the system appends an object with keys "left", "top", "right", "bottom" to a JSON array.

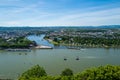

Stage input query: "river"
[
  {"left": 27, "top": 34, "right": 54, "bottom": 47},
  {"left": 0, "top": 35, "right": 120, "bottom": 79}
]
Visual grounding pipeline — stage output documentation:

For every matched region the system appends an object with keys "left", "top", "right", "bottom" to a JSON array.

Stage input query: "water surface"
[
  {"left": 0, "top": 48, "right": 120, "bottom": 79},
  {"left": 27, "top": 34, "right": 54, "bottom": 47}
]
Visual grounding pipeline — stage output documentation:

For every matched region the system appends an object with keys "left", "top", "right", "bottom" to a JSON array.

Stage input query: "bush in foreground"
[
  {"left": 19, "top": 65, "right": 47, "bottom": 80},
  {"left": 61, "top": 68, "right": 73, "bottom": 76},
  {"left": 19, "top": 65, "right": 120, "bottom": 80},
  {"left": 74, "top": 65, "right": 120, "bottom": 80}
]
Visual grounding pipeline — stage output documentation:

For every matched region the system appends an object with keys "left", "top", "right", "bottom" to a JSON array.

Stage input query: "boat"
[
  {"left": 76, "top": 57, "right": 79, "bottom": 60},
  {"left": 64, "top": 57, "right": 67, "bottom": 61}
]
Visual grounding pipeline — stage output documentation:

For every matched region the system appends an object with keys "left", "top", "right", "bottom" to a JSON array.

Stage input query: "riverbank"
[
  {"left": 63, "top": 44, "right": 120, "bottom": 48},
  {"left": 45, "top": 38, "right": 120, "bottom": 49},
  {"left": 46, "top": 39, "right": 60, "bottom": 45}
]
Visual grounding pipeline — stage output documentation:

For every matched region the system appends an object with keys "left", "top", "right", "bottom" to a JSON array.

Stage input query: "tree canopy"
[
  {"left": 61, "top": 68, "right": 73, "bottom": 76},
  {"left": 19, "top": 65, "right": 47, "bottom": 80},
  {"left": 19, "top": 65, "right": 120, "bottom": 80}
]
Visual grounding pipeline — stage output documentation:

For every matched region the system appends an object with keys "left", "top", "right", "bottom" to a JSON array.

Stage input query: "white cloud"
[{"left": 39, "top": 7, "right": 120, "bottom": 26}]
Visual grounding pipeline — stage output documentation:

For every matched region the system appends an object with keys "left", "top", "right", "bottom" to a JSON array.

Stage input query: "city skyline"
[{"left": 0, "top": 0, "right": 120, "bottom": 26}]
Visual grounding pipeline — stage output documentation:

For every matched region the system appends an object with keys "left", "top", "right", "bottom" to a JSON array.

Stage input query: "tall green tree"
[
  {"left": 19, "top": 65, "right": 47, "bottom": 80},
  {"left": 61, "top": 68, "right": 73, "bottom": 76}
]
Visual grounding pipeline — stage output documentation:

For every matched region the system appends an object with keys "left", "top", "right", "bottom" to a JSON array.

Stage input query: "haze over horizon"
[{"left": 0, "top": 0, "right": 120, "bottom": 26}]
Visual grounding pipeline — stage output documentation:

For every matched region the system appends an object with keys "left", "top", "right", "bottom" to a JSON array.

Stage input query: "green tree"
[
  {"left": 74, "top": 65, "right": 120, "bottom": 80},
  {"left": 19, "top": 65, "right": 47, "bottom": 80},
  {"left": 53, "top": 37, "right": 58, "bottom": 42},
  {"left": 61, "top": 68, "right": 73, "bottom": 76},
  {"left": 19, "top": 65, "right": 120, "bottom": 80}
]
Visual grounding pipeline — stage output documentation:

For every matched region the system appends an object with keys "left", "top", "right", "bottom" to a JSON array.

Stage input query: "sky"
[{"left": 0, "top": 0, "right": 120, "bottom": 26}]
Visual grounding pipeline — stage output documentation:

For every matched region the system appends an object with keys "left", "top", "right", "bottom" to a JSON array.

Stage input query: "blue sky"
[{"left": 0, "top": 0, "right": 120, "bottom": 26}]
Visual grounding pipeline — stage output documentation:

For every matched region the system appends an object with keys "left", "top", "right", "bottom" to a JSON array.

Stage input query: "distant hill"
[{"left": 0, "top": 25, "right": 120, "bottom": 30}]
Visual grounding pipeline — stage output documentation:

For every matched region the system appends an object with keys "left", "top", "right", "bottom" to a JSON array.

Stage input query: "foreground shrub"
[
  {"left": 74, "top": 65, "right": 120, "bottom": 80},
  {"left": 19, "top": 65, "right": 120, "bottom": 80},
  {"left": 19, "top": 65, "right": 47, "bottom": 80},
  {"left": 61, "top": 68, "right": 73, "bottom": 76}
]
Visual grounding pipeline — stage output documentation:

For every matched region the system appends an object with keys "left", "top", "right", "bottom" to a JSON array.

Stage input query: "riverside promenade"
[{"left": 5, "top": 49, "right": 31, "bottom": 52}]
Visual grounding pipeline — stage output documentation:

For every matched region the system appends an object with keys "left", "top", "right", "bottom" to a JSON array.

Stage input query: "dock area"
[{"left": 35, "top": 45, "right": 53, "bottom": 49}]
